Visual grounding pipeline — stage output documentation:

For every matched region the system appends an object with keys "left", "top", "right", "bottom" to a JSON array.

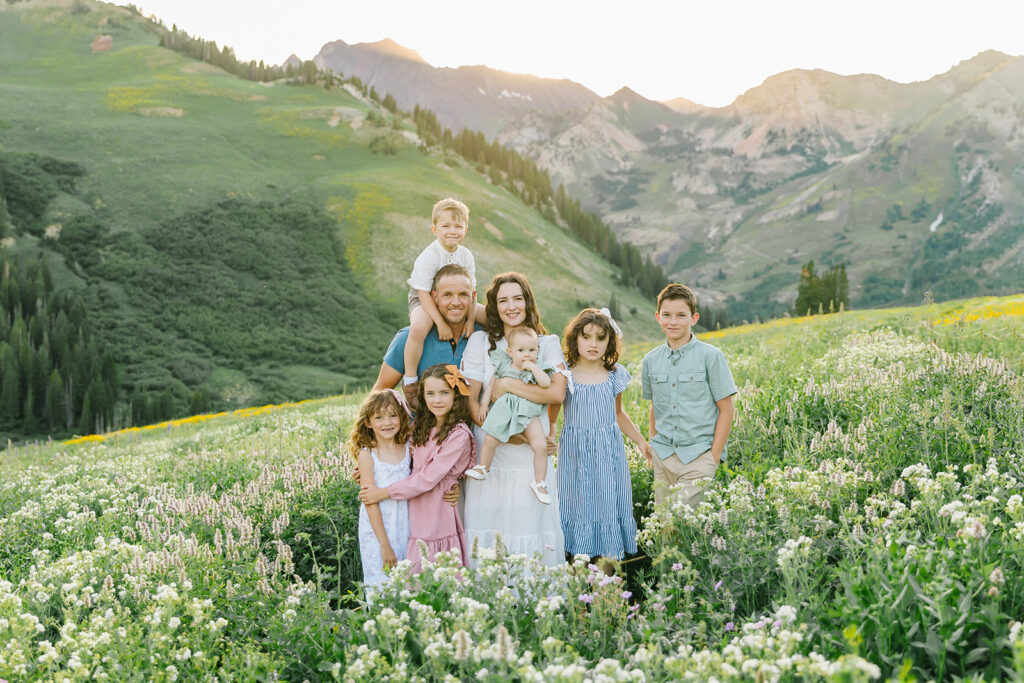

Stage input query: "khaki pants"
[{"left": 652, "top": 450, "right": 718, "bottom": 507}]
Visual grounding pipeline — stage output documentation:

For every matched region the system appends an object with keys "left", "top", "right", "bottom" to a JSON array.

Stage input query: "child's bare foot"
[{"left": 529, "top": 479, "right": 551, "bottom": 505}]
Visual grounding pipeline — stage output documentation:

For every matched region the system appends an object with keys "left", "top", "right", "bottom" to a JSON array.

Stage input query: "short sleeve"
[
  {"left": 706, "top": 348, "right": 738, "bottom": 402},
  {"left": 408, "top": 244, "right": 439, "bottom": 292},
  {"left": 460, "top": 330, "right": 491, "bottom": 383},
  {"left": 462, "top": 248, "right": 477, "bottom": 288},
  {"left": 610, "top": 364, "right": 631, "bottom": 395},
  {"left": 539, "top": 334, "right": 565, "bottom": 369},
  {"left": 489, "top": 348, "right": 510, "bottom": 376},
  {"left": 641, "top": 354, "right": 653, "bottom": 400},
  {"left": 382, "top": 327, "right": 411, "bottom": 374}
]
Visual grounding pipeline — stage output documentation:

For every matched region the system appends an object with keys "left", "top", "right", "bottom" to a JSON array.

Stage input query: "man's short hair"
[
  {"left": 657, "top": 283, "right": 698, "bottom": 315},
  {"left": 432, "top": 263, "right": 473, "bottom": 291},
  {"left": 432, "top": 197, "right": 469, "bottom": 226}
]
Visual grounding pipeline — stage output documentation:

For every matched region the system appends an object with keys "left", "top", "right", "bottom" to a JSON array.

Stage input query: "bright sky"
[{"left": 119, "top": 0, "right": 1023, "bottom": 108}]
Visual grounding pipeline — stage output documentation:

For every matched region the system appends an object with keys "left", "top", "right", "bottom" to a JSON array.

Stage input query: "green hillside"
[{"left": 0, "top": 0, "right": 654, "bottom": 438}]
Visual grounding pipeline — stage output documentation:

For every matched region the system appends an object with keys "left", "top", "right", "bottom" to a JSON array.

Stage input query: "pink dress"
[{"left": 387, "top": 422, "right": 475, "bottom": 571}]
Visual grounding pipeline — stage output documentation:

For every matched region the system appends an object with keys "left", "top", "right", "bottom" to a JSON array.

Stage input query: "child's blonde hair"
[
  {"left": 506, "top": 326, "right": 539, "bottom": 346},
  {"left": 347, "top": 390, "right": 412, "bottom": 459},
  {"left": 432, "top": 197, "right": 469, "bottom": 226}
]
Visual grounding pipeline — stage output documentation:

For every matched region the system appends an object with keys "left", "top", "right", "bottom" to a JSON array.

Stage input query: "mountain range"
[{"left": 315, "top": 41, "right": 1024, "bottom": 317}]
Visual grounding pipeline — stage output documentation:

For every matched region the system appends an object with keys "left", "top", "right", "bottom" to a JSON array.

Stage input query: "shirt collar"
[{"left": 667, "top": 333, "right": 698, "bottom": 357}]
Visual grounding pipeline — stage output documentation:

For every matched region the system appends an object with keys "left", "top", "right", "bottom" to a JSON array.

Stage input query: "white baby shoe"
[
  {"left": 465, "top": 465, "right": 489, "bottom": 480},
  {"left": 529, "top": 479, "right": 551, "bottom": 505}
]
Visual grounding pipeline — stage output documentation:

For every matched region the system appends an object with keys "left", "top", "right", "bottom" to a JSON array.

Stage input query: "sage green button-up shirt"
[{"left": 641, "top": 334, "right": 737, "bottom": 464}]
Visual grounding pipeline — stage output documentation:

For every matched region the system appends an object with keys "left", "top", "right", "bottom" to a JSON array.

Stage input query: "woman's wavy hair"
[
  {"left": 347, "top": 390, "right": 411, "bottom": 459},
  {"left": 484, "top": 272, "right": 546, "bottom": 351},
  {"left": 563, "top": 308, "right": 619, "bottom": 370},
  {"left": 411, "top": 364, "right": 473, "bottom": 447}
]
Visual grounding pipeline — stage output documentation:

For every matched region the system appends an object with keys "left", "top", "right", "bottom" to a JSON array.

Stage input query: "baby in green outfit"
[{"left": 464, "top": 326, "right": 556, "bottom": 504}]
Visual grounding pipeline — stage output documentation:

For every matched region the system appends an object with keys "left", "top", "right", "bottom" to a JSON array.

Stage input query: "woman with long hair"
[{"left": 460, "top": 272, "right": 567, "bottom": 566}]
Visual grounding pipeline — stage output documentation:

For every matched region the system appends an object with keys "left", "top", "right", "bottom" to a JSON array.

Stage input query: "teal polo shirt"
[
  {"left": 382, "top": 324, "right": 484, "bottom": 376},
  {"left": 641, "top": 334, "right": 737, "bottom": 464}
]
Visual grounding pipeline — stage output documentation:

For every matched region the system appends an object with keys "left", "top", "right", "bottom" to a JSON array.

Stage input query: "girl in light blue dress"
[
  {"left": 555, "top": 308, "right": 648, "bottom": 559},
  {"left": 349, "top": 390, "right": 412, "bottom": 590}
]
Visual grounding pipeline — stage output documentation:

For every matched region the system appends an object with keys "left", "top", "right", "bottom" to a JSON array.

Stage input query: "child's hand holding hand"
[
  {"left": 436, "top": 321, "right": 453, "bottom": 341},
  {"left": 643, "top": 443, "right": 654, "bottom": 468},
  {"left": 381, "top": 545, "right": 397, "bottom": 569},
  {"left": 359, "top": 485, "right": 389, "bottom": 504}
]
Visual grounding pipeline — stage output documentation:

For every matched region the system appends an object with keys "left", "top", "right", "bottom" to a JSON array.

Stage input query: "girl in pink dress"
[{"left": 359, "top": 363, "right": 476, "bottom": 572}]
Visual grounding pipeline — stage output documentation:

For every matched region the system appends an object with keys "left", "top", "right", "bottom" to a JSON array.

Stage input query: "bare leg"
[
  {"left": 524, "top": 418, "right": 549, "bottom": 497},
  {"left": 403, "top": 307, "right": 434, "bottom": 389},
  {"left": 466, "top": 433, "right": 500, "bottom": 479},
  {"left": 478, "top": 433, "right": 499, "bottom": 471}
]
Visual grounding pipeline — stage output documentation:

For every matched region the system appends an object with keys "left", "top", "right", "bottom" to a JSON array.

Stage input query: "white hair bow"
[{"left": 599, "top": 307, "right": 623, "bottom": 337}]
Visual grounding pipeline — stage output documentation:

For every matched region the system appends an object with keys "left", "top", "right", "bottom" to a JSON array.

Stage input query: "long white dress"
[
  {"left": 357, "top": 446, "right": 411, "bottom": 588},
  {"left": 461, "top": 331, "right": 566, "bottom": 567}
]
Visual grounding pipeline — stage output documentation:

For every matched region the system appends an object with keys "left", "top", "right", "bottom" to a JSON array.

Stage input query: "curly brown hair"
[
  {"left": 347, "top": 390, "right": 412, "bottom": 459},
  {"left": 410, "top": 364, "right": 473, "bottom": 447},
  {"left": 563, "top": 308, "right": 620, "bottom": 370},
  {"left": 483, "top": 272, "right": 546, "bottom": 352}
]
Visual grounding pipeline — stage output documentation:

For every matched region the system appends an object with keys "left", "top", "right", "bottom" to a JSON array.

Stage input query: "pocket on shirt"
[
  {"left": 651, "top": 373, "right": 672, "bottom": 402},
  {"left": 678, "top": 370, "right": 708, "bottom": 402}
]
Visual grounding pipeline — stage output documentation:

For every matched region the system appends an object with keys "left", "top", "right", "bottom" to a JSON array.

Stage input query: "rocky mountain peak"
[{"left": 357, "top": 38, "right": 428, "bottom": 64}]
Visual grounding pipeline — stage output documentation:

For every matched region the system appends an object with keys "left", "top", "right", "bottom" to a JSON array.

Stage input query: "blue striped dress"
[{"left": 557, "top": 364, "right": 638, "bottom": 558}]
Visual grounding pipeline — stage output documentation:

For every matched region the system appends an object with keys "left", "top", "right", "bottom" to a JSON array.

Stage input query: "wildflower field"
[{"left": 2, "top": 295, "right": 1023, "bottom": 681}]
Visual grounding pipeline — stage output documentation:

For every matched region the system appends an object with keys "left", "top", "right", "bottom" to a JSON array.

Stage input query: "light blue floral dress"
[{"left": 358, "top": 446, "right": 411, "bottom": 588}]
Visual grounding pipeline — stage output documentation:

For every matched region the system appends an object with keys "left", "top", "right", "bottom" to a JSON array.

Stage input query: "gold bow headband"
[{"left": 444, "top": 365, "right": 471, "bottom": 396}]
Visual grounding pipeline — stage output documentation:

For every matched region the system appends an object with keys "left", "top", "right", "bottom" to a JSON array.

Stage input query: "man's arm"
[
  {"left": 372, "top": 362, "right": 403, "bottom": 391},
  {"left": 709, "top": 395, "right": 735, "bottom": 463}
]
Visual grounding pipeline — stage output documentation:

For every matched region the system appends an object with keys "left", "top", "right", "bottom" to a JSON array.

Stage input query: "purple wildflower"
[
  {"left": 578, "top": 593, "right": 594, "bottom": 604},
  {"left": 725, "top": 622, "right": 734, "bottom": 631},
  {"left": 671, "top": 563, "right": 684, "bottom": 571},
  {"left": 714, "top": 580, "right": 723, "bottom": 591},
  {"left": 621, "top": 591, "right": 633, "bottom": 600}
]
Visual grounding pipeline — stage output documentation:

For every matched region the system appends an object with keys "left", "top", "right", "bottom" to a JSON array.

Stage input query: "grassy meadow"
[{"left": 1, "top": 294, "right": 1022, "bottom": 681}]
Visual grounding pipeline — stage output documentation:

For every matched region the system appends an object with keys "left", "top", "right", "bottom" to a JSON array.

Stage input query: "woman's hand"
[
  {"left": 359, "top": 485, "right": 389, "bottom": 504},
  {"left": 477, "top": 404, "right": 489, "bottom": 423},
  {"left": 381, "top": 545, "right": 397, "bottom": 569},
  {"left": 442, "top": 482, "right": 461, "bottom": 505},
  {"left": 351, "top": 464, "right": 361, "bottom": 483},
  {"left": 491, "top": 376, "right": 523, "bottom": 401}
]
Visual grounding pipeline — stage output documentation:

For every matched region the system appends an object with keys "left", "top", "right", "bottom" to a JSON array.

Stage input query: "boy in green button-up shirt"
[{"left": 641, "top": 284, "right": 737, "bottom": 507}]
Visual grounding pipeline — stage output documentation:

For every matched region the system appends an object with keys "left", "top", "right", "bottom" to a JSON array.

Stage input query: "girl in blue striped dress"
[{"left": 555, "top": 308, "right": 650, "bottom": 561}]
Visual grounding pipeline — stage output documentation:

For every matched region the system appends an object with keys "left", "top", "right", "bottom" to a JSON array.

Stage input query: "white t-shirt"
[{"left": 407, "top": 240, "right": 477, "bottom": 292}]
